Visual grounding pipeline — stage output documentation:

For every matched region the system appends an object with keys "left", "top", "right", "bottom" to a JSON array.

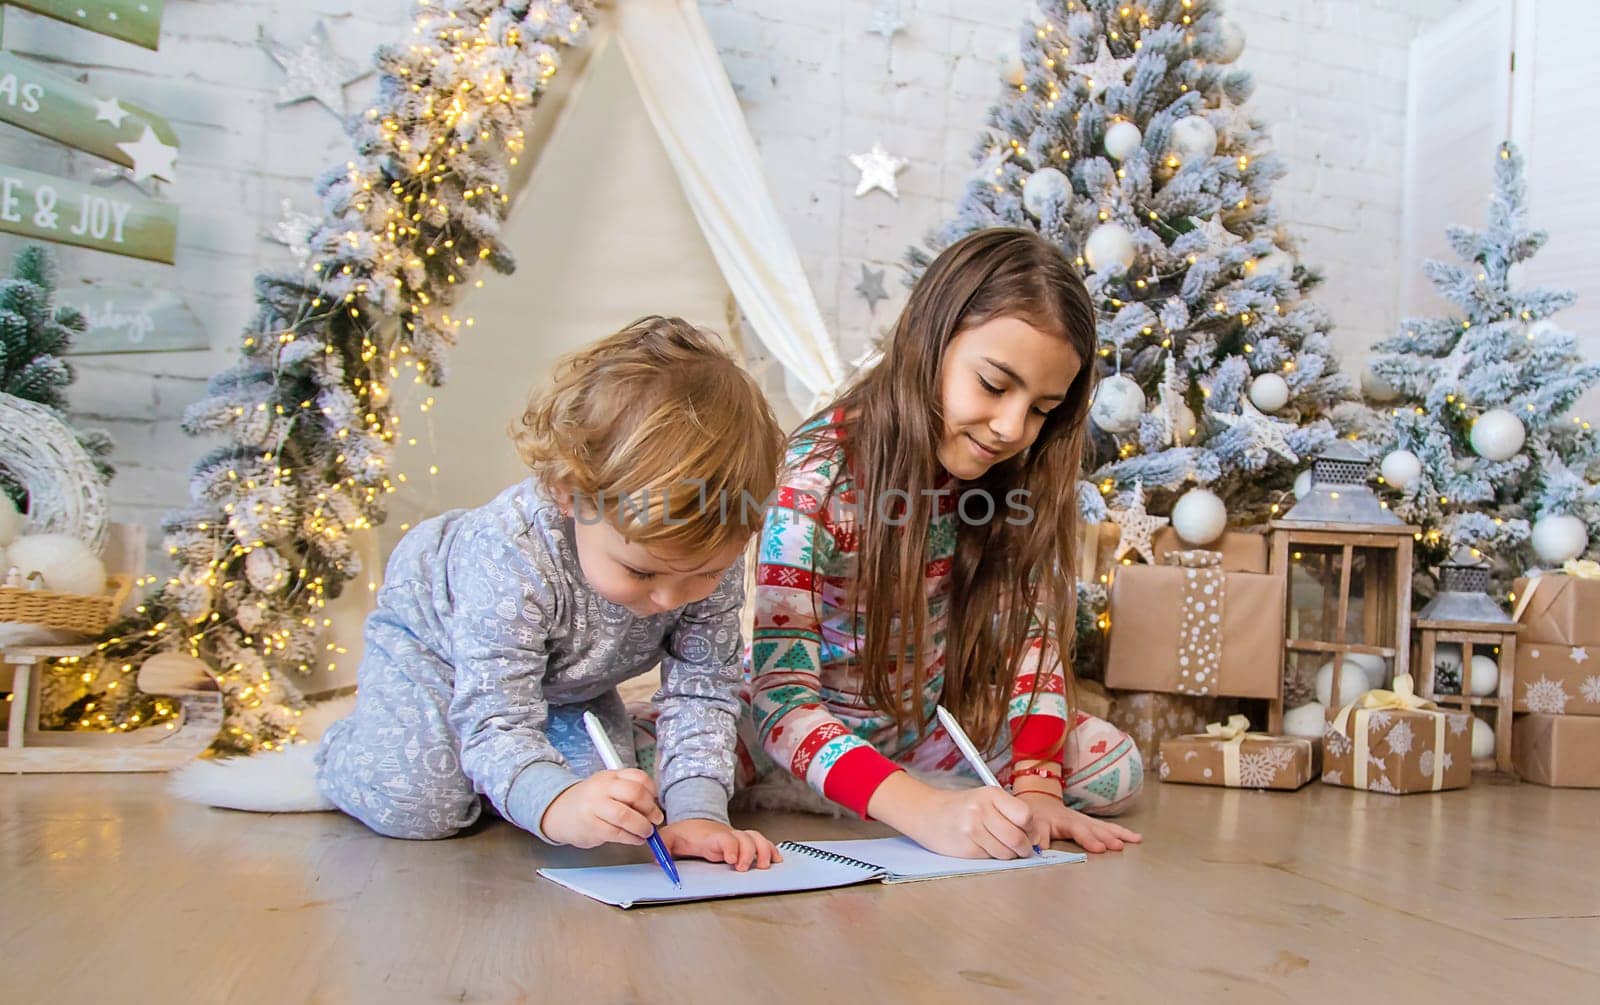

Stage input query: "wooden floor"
[{"left": 2, "top": 775, "right": 1597, "bottom": 1003}]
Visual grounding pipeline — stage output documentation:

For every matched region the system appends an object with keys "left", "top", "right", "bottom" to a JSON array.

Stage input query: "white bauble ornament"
[
  {"left": 1471, "top": 718, "right": 1495, "bottom": 761},
  {"left": 1432, "top": 643, "right": 1464, "bottom": 693},
  {"left": 6, "top": 533, "right": 106, "bottom": 596},
  {"left": 1022, "top": 167, "right": 1071, "bottom": 217},
  {"left": 1531, "top": 514, "right": 1588, "bottom": 565},
  {"left": 1293, "top": 469, "right": 1313, "bottom": 499},
  {"left": 1169, "top": 116, "right": 1218, "bottom": 160},
  {"left": 1360, "top": 364, "right": 1400, "bottom": 404},
  {"left": 1104, "top": 120, "right": 1143, "bottom": 162},
  {"left": 1084, "top": 222, "right": 1136, "bottom": 273},
  {"left": 1171, "top": 488, "right": 1227, "bottom": 545},
  {"left": 0, "top": 493, "right": 19, "bottom": 546},
  {"left": 1315, "top": 660, "right": 1369, "bottom": 707},
  {"left": 1089, "top": 374, "right": 1146, "bottom": 434},
  {"left": 1283, "top": 702, "right": 1327, "bottom": 740},
  {"left": 999, "top": 53, "right": 1026, "bottom": 87},
  {"left": 1469, "top": 408, "right": 1525, "bottom": 461},
  {"left": 1468, "top": 653, "right": 1500, "bottom": 698},
  {"left": 1379, "top": 449, "right": 1422, "bottom": 492},
  {"left": 1345, "top": 652, "right": 1389, "bottom": 690},
  {"left": 1248, "top": 373, "right": 1290, "bottom": 413},
  {"left": 1215, "top": 19, "right": 1246, "bottom": 62}
]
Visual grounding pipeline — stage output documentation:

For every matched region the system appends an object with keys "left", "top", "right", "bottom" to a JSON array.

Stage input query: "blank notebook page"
[
  {"left": 537, "top": 853, "right": 877, "bottom": 908},
  {"left": 798, "top": 836, "right": 1086, "bottom": 882}
]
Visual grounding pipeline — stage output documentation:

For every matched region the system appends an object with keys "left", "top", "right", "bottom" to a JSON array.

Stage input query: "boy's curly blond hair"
[{"left": 512, "top": 316, "right": 784, "bottom": 555}]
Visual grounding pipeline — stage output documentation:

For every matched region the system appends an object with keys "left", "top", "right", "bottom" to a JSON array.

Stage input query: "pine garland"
[{"left": 54, "top": 1, "right": 596, "bottom": 752}]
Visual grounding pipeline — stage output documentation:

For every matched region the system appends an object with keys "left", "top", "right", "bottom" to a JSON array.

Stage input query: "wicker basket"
[{"left": 0, "top": 573, "right": 134, "bottom": 636}]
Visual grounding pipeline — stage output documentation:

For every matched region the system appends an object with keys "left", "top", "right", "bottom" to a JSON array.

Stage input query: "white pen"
[
  {"left": 935, "top": 704, "right": 1041, "bottom": 856},
  {"left": 581, "top": 710, "right": 681, "bottom": 887}
]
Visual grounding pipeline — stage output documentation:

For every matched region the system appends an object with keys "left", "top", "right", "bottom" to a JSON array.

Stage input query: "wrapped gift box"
[
  {"left": 1108, "top": 690, "right": 1237, "bottom": 764},
  {"left": 1512, "top": 713, "right": 1600, "bottom": 788},
  {"left": 1320, "top": 679, "right": 1473, "bottom": 794},
  {"left": 1510, "top": 643, "right": 1600, "bottom": 716},
  {"left": 1104, "top": 551, "right": 1285, "bottom": 699},
  {"left": 1073, "top": 678, "right": 1113, "bottom": 722},
  {"left": 1151, "top": 528, "right": 1270, "bottom": 573},
  {"left": 1158, "top": 718, "right": 1317, "bottom": 790},
  {"left": 1512, "top": 571, "right": 1600, "bottom": 716}
]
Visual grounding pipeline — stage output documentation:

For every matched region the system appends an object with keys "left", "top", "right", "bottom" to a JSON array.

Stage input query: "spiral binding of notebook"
[{"left": 777, "top": 841, "right": 880, "bottom": 873}]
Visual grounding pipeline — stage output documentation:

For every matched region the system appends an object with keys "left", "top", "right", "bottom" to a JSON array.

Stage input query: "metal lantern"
[
  {"left": 1268, "top": 442, "right": 1420, "bottom": 732},
  {"left": 1413, "top": 548, "right": 1520, "bottom": 773}
]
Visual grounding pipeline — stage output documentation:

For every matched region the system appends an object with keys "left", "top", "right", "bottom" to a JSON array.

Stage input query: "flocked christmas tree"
[
  {"left": 0, "top": 246, "right": 114, "bottom": 508},
  {"left": 1363, "top": 141, "right": 1600, "bottom": 596},
  {"left": 912, "top": 0, "right": 1352, "bottom": 532}
]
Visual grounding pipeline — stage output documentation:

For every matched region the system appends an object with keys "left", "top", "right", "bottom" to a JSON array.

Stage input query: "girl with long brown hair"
[{"left": 747, "top": 228, "right": 1143, "bottom": 857}]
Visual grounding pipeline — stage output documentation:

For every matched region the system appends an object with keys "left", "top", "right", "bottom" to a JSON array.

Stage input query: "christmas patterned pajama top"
[
  {"left": 315, "top": 480, "right": 745, "bottom": 841},
  {"left": 747, "top": 412, "right": 1143, "bottom": 818}
]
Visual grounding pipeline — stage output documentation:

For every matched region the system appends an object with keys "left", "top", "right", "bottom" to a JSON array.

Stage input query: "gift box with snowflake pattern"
[
  {"left": 1510, "top": 644, "right": 1600, "bottom": 716},
  {"left": 1319, "top": 705, "right": 1473, "bottom": 794},
  {"left": 1107, "top": 690, "right": 1237, "bottom": 765},
  {"left": 1157, "top": 733, "right": 1317, "bottom": 790},
  {"left": 1512, "top": 574, "right": 1600, "bottom": 716}
]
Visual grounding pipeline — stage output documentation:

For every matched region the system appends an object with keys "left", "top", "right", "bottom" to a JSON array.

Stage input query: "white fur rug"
[{"left": 166, "top": 695, "right": 354, "bottom": 812}]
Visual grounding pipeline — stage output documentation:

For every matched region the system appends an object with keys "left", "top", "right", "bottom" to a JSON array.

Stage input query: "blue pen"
[{"left": 581, "top": 710, "right": 681, "bottom": 888}]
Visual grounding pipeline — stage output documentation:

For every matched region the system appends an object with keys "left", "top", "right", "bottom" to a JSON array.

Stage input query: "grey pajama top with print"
[{"left": 315, "top": 479, "right": 744, "bottom": 841}]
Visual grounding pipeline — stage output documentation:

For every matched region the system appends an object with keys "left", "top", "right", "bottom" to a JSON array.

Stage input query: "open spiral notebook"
[{"left": 537, "top": 836, "right": 1086, "bottom": 908}]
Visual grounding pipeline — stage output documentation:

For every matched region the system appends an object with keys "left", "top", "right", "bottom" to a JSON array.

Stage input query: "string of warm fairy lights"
[{"left": 43, "top": 1, "right": 596, "bottom": 752}]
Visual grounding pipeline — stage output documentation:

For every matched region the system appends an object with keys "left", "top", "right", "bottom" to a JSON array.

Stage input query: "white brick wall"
[{"left": 1, "top": 0, "right": 1462, "bottom": 569}]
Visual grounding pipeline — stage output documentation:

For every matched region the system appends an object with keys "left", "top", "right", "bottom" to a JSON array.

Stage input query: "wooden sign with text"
[
  {"left": 0, "top": 51, "right": 179, "bottom": 169},
  {"left": 0, "top": 162, "right": 177, "bottom": 262},
  {"left": 58, "top": 282, "right": 207, "bottom": 354}
]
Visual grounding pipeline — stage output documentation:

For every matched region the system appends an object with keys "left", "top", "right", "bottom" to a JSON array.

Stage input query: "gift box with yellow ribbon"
[
  {"left": 1157, "top": 715, "right": 1318, "bottom": 790},
  {"left": 1321, "top": 674, "right": 1473, "bottom": 794},
  {"left": 1510, "top": 560, "right": 1600, "bottom": 717}
]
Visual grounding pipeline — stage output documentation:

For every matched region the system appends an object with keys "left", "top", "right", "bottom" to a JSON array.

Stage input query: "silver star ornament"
[
  {"left": 259, "top": 20, "right": 371, "bottom": 116},
  {"left": 849, "top": 142, "right": 908, "bottom": 199}
]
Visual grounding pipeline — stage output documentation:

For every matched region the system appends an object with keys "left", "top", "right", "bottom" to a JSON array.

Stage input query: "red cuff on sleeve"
[
  {"left": 1011, "top": 715, "right": 1067, "bottom": 765},
  {"left": 821, "top": 746, "right": 905, "bottom": 819}
]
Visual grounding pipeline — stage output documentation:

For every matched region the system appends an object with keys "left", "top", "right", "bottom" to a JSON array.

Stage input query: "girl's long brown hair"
[{"left": 815, "top": 228, "right": 1098, "bottom": 752}]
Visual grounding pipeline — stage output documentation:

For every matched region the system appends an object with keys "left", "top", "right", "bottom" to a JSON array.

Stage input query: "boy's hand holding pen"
[{"left": 539, "top": 765, "right": 668, "bottom": 852}]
